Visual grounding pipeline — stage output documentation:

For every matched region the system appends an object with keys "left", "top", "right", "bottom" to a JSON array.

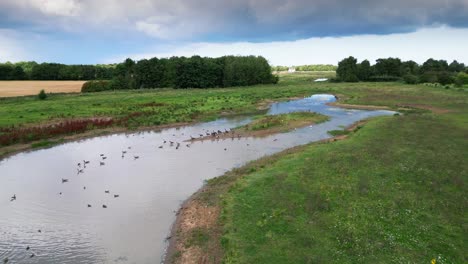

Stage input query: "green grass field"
[{"left": 220, "top": 114, "right": 467, "bottom": 263}]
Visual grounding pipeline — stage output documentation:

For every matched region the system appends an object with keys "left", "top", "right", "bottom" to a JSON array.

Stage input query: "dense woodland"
[
  {"left": 336, "top": 56, "right": 468, "bottom": 86},
  {"left": 83, "top": 55, "right": 277, "bottom": 91},
  {"left": 0, "top": 56, "right": 277, "bottom": 90}
]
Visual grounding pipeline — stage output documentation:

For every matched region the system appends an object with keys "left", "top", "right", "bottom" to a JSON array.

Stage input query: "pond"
[{"left": 0, "top": 94, "right": 394, "bottom": 263}]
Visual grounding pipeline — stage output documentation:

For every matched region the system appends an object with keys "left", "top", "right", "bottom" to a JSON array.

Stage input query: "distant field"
[{"left": 0, "top": 81, "right": 86, "bottom": 97}]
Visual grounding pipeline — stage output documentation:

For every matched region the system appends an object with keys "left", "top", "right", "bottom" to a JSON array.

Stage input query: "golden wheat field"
[{"left": 0, "top": 81, "right": 86, "bottom": 97}]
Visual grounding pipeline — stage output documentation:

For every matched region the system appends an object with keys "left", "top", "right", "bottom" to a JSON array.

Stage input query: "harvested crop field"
[{"left": 0, "top": 81, "right": 86, "bottom": 97}]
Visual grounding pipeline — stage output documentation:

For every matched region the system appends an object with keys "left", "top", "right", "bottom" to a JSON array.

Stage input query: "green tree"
[
  {"left": 357, "top": 60, "right": 371, "bottom": 81},
  {"left": 38, "top": 89, "right": 47, "bottom": 100},
  {"left": 336, "top": 56, "right": 359, "bottom": 82}
]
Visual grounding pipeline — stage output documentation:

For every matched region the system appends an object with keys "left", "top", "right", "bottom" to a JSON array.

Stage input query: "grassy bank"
[
  {"left": 165, "top": 75, "right": 467, "bottom": 263},
  {"left": 220, "top": 113, "right": 467, "bottom": 263}
]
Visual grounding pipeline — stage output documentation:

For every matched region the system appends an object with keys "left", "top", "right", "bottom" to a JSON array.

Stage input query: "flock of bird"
[{"left": 4, "top": 126, "right": 274, "bottom": 263}]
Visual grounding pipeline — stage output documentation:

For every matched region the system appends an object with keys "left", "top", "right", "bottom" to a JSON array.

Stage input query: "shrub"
[
  {"left": 81, "top": 80, "right": 113, "bottom": 92},
  {"left": 403, "top": 74, "right": 419, "bottom": 84},
  {"left": 38, "top": 89, "right": 47, "bottom": 100},
  {"left": 454, "top": 72, "right": 468, "bottom": 87}
]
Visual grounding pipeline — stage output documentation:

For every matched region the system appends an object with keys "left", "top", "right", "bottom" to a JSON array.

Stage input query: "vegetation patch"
[
  {"left": 327, "top": 129, "right": 350, "bottom": 136},
  {"left": 244, "top": 112, "right": 328, "bottom": 132}
]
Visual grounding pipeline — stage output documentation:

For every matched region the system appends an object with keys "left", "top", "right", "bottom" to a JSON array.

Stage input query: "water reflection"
[{"left": 0, "top": 94, "right": 394, "bottom": 263}]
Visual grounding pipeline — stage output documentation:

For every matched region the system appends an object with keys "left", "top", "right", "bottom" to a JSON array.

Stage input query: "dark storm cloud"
[{"left": 0, "top": 0, "right": 467, "bottom": 40}]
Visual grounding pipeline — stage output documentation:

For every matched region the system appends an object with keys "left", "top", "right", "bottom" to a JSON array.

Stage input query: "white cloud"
[
  {"left": 30, "top": 0, "right": 81, "bottom": 17},
  {"left": 0, "top": 30, "right": 29, "bottom": 62},
  {"left": 109, "top": 26, "right": 468, "bottom": 65}
]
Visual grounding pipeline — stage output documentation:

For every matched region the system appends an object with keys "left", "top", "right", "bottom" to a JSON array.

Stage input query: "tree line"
[
  {"left": 82, "top": 55, "right": 277, "bottom": 92},
  {"left": 336, "top": 56, "right": 468, "bottom": 86},
  {"left": 0, "top": 61, "right": 115, "bottom": 80}
]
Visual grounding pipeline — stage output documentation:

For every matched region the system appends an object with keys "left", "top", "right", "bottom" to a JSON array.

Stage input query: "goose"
[
  {"left": 77, "top": 163, "right": 81, "bottom": 167},
  {"left": 102, "top": 205, "right": 107, "bottom": 208},
  {"left": 100, "top": 154, "right": 104, "bottom": 157},
  {"left": 163, "top": 140, "right": 167, "bottom": 144},
  {"left": 102, "top": 157, "right": 107, "bottom": 160},
  {"left": 83, "top": 186, "right": 86, "bottom": 190},
  {"left": 186, "top": 144, "right": 190, "bottom": 148},
  {"left": 29, "top": 254, "right": 35, "bottom": 258},
  {"left": 59, "top": 192, "right": 62, "bottom": 195},
  {"left": 3, "top": 257, "right": 8, "bottom": 263},
  {"left": 122, "top": 151, "right": 127, "bottom": 154},
  {"left": 224, "top": 148, "right": 227, "bottom": 151},
  {"left": 190, "top": 136, "right": 195, "bottom": 140},
  {"left": 26, "top": 246, "right": 30, "bottom": 250},
  {"left": 100, "top": 161, "right": 105, "bottom": 166},
  {"left": 87, "top": 204, "right": 92, "bottom": 208},
  {"left": 134, "top": 156, "right": 139, "bottom": 160},
  {"left": 128, "top": 147, "right": 132, "bottom": 149},
  {"left": 77, "top": 169, "right": 84, "bottom": 174},
  {"left": 10, "top": 194, "right": 16, "bottom": 201},
  {"left": 62, "top": 178, "right": 69, "bottom": 183},
  {"left": 38, "top": 229, "right": 41, "bottom": 233},
  {"left": 199, "top": 134, "right": 204, "bottom": 137},
  {"left": 105, "top": 190, "right": 110, "bottom": 194},
  {"left": 158, "top": 146, "right": 163, "bottom": 149},
  {"left": 114, "top": 195, "right": 119, "bottom": 198},
  {"left": 273, "top": 139, "right": 278, "bottom": 142},
  {"left": 83, "top": 160, "right": 90, "bottom": 164}
]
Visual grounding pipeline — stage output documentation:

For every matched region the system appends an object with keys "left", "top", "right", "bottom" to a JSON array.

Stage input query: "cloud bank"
[
  {"left": 111, "top": 26, "right": 468, "bottom": 65},
  {"left": 1, "top": 0, "right": 468, "bottom": 40}
]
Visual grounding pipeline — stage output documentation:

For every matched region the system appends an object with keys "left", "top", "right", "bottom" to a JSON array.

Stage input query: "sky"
[{"left": 0, "top": 0, "right": 467, "bottom": 65}]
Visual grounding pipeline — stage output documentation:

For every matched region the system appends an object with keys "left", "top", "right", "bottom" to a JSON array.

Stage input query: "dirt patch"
[
  {"left": 166, "top": 198, "right": 221, "bottom": 264},
  {"left": 396, "top": 104, "right": 451, "bottom": 114},
  {"left": 327, "top": 102, "right": 390, "bottom": 110},
  {"left": 0, "top": 81, "right": 86, "bottom": 97}
]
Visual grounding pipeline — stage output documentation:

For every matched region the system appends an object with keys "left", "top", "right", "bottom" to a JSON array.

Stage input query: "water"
[{"left": 0, "top": 95, "right": 394, "bottom": 263}]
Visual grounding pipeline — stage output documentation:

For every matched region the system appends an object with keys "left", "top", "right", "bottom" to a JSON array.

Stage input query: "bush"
[
  {"left": 38, "top": 89, "right": 47, "bottom": 100},
  {"left": 81, "top": 80, "right": 114, "bottom": 92},
  {"left": 454, "top": 72, "right": 468, "bottom": 87},
  {"left": 403, "top": 74, "right": 419, "bottom": 84}
]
